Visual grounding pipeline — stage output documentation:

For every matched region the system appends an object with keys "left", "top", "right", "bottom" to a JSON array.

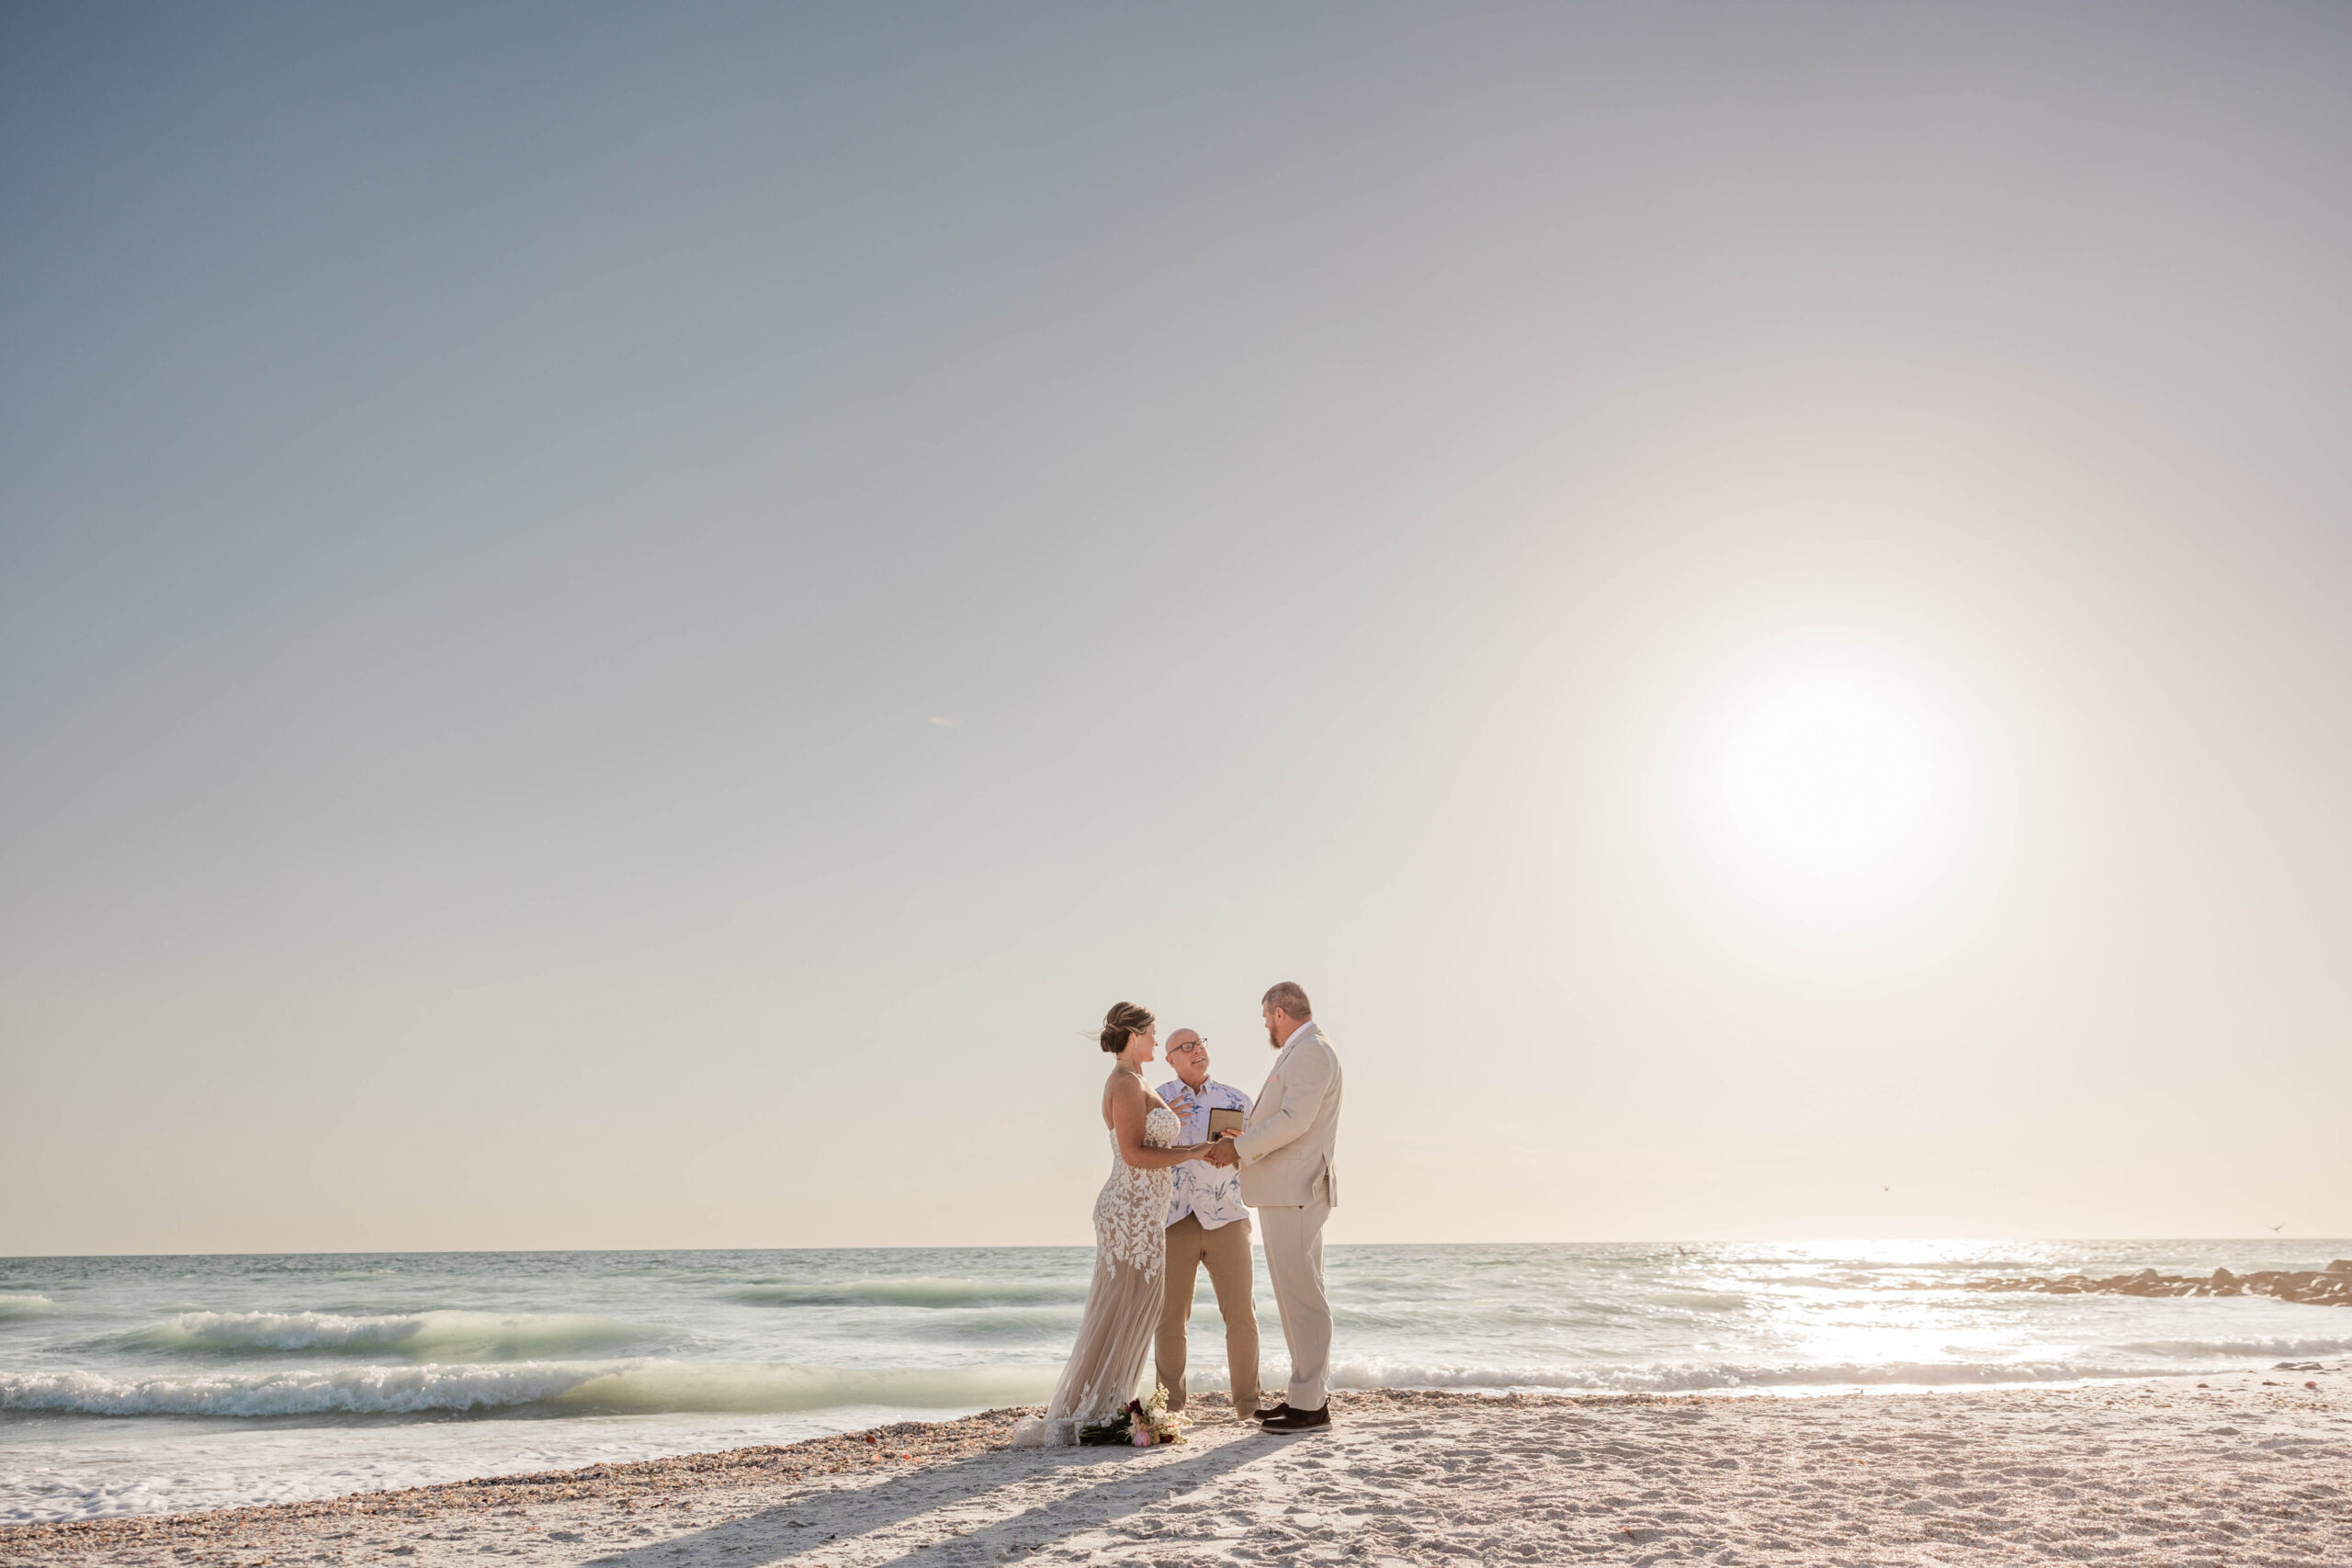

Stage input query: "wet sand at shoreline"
[{"left": 6, "top": 1373, "right": 2348, "bottom": 1566}]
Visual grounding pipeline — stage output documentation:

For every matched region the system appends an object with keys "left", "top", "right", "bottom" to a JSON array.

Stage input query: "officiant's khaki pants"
[
  {"left": 1155, "top": 1214, "right": 1260, "bottom": 1416},
  {"left": 1257, "top": 1199, "right": 1332, "bottom": 1413}
]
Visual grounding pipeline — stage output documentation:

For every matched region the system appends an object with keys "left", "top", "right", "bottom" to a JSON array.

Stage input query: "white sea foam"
[
  {"left": 3, "top": 1363, "right": 601, "bottom": 1417},
  {"left": 0, "top": 1360, "right": 1060, "bottom": 1418},
  {"left": 2118, "top": 1336, "right": 2352, "bottom": 1359},
  {"left": 137, "top": 1309, "right": 646, "bottom": 1359},
  {"left": 0, "top": 1294, "right": 55, "bottom": 1321}
]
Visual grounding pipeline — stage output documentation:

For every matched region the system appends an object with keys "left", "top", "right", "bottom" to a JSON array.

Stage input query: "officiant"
[{"left": 1154, "top": 1028, "right": 1262, "bottom": 1420}]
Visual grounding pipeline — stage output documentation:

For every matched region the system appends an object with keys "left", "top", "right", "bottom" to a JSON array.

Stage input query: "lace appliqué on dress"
[{"left": 1093, "top": 1105, "right": 1178, "bottom": 1278}]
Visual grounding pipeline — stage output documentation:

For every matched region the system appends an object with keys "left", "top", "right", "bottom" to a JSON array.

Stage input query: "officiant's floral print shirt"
[{"left": 1158, "top": 1076, "right": 1251, "bottom": 1230}]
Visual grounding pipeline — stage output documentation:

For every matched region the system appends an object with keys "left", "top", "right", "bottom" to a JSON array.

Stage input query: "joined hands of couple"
[{"left": 1159, "top": 1087, "right": 1242, "bottom": 1168}]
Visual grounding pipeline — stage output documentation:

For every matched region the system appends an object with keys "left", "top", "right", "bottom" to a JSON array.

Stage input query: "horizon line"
[{"left": 8, "top": 1235, "right": 2348, "bottom": 1263}]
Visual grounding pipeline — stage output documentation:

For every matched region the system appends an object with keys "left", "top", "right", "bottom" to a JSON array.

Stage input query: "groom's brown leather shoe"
[
  {"left": 1260, "top": 1404, "right": 1330, "bottom": 1432},
  {"left": 1251, "top": 1401, "right": 1292, "bottom": 1422}
]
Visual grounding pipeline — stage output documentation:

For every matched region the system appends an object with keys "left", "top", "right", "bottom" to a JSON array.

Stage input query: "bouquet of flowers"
[{"left": 1078, "top": 1384, "right": 1190, "bottom": 1447}]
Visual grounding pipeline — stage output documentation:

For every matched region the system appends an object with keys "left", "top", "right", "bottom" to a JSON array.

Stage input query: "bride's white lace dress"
[{"left": 1012, "top": 1103, "right": 1177, "bottom": 1447}]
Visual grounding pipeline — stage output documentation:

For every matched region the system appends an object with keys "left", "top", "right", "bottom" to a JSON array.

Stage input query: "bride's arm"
[{"left": 1109, "top": 1077, "right": 1208, "bottom": 1169}]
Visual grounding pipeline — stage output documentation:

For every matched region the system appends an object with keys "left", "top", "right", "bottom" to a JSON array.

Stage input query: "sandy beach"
[{"left": 7, "top": 1369, "right": 2346, "bottom": 1567}]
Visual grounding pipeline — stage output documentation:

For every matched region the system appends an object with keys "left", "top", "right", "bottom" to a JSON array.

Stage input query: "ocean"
[{"left": 5, "top": 1240, "right": 2349, "bottom": 1524}]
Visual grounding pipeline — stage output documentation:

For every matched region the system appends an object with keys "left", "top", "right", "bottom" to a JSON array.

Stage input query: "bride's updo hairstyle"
[{"left": 1099, "top": 1001, "right": 1155, "bottom": 1054}]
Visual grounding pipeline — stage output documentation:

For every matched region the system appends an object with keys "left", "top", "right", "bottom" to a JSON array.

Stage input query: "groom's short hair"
[{"left": 1261, "top": 981, "right": 1312, "bottom": 1020}]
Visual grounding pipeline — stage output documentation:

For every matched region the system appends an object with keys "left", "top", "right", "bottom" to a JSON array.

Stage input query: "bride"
[{"left": 1012, "top": 1002, "right": 1212, "bottom": 1447}]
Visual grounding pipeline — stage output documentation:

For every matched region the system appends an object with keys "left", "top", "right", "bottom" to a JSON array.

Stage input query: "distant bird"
[{"left": 2270, "top": 1223, "right": 2286, "bottom": 1232}]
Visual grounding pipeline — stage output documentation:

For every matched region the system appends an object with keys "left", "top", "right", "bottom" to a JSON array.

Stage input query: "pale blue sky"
[{"left": 5, "top": 3, "right": 2348, "bottom": 1252}]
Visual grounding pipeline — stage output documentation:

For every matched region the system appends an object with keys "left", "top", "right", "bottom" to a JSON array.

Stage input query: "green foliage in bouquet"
[{"left": 1077, "top": 1384, "right": 1191, "bottom": 1447}]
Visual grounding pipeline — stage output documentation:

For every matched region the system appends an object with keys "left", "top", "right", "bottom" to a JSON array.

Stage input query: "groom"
[{"left": 1208, "top": 980, "right": 1343, "bottom": 1433}]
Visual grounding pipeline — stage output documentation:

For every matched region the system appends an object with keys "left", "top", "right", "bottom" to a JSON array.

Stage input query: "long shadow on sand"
[{"left": 584, "top": 1431, "right": 1285, "bottom": 1567}]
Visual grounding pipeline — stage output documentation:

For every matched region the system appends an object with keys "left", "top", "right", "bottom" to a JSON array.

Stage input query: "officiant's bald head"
[{"left": 1166, "top": 1028, "right": 1209, "bottom": 1088}]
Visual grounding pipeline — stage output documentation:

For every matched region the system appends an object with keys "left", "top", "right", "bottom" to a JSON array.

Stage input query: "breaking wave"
[
  {"left": 0, "top": 1360, "right": 1059, "bottom": 1418},
  {"left": 131, "top": 1310, "right": 649, "bottom": 1360},
  {"left": 2117, "top": 1335, "right": 2352, "bottom": 1359},
  {"left": 0, "top": 1295, "right": 55, "bottom": 1323}
]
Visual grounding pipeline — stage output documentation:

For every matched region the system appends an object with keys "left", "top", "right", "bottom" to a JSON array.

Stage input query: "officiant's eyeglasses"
[{"left": 1170, "top": 1039, "right": 1207, "bottom": 1052}]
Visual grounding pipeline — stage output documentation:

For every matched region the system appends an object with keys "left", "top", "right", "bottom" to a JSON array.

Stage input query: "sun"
[{"left": 1698, "top": 665, "right": 1957, "bottom": 897}]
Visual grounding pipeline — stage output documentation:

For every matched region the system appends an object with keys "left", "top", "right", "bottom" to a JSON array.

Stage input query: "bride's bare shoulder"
[
  {"left": 1109, "top": 1069, "right": 1169, "bottom": 1116},
  {"left": 1100, "top": 1067, "right": 1146, "bottom": 1129}
]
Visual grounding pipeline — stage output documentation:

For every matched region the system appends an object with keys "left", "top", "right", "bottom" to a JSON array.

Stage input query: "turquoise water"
[{"left": 5, "top": 1241, "right": 2349, "bottom": 1521}]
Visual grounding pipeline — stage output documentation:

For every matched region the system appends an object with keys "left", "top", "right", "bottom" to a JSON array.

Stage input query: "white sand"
[{"left": 7, "top": 1370, "right": 2348, "bottom": 1565}]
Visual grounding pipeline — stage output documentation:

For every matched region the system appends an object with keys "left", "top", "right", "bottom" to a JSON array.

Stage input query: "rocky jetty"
[{"left": 1956, "top": 1259, "right": 2352, "bottom": 1304}]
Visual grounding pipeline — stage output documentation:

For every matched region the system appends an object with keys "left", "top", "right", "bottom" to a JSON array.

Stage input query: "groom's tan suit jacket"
[{"left": 1234, "top": 1021, "right": 1342, "bottom": 1208}]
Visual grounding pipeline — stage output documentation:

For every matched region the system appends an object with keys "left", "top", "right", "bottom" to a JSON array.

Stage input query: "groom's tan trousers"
[
  {"left": 1154, "top": 1214, "right": 1260, "bottom": 1416},
  {"left": 1257, "top": 1196, "right": 1333, "bottom": 1412}
]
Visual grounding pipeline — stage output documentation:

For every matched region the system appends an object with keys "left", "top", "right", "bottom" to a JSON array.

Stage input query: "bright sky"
[{"left": 5, "top": 4, "right": 2348, "bottom": 1255}]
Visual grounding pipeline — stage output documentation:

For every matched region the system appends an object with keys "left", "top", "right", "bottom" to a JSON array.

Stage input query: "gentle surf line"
[
  {"left": 129, "top": 1309, "right": 651, "bottom": 1360},
  {"left": 17, "top": 1348, "right": 2350, "bottom": 1420},
  {"left": 0, "top": 1361, "right": 1063, "bottom": 1418}
]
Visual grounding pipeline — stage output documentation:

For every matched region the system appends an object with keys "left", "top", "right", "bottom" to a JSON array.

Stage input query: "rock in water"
[{"left": 1962, "top": 1264, "right": 2349, "bottom": 1308}]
